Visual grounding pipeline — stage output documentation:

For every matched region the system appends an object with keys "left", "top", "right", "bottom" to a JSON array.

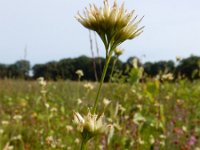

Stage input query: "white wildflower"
[
  {"left": 76, "top": 70, "right": 84, "bottom": 77},
  {"left": 103, "top": 98, "right": 111, "bottom": 107}
]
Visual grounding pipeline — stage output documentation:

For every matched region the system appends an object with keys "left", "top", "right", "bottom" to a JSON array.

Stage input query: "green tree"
[
  {"left": 7, "top": 60, "right": 30, "bottom": 79},
  {"left": 175, "top": 56, "right": 200, "bottom": 80}
]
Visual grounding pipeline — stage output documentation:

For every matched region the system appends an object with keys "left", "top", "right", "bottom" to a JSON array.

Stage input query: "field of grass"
[{"left": 0, "top": 79, "right": 200, "bottom": 150}]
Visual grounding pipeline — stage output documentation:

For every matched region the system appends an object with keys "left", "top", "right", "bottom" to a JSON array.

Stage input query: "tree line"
[{"left": 0, "top": 55, "right": 199, "bottom": 81}]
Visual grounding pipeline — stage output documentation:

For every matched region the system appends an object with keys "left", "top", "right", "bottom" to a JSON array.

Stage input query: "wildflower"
[
  {"left": 133, "top": 113, "right": 146, "bottom": 125},
  {"left": 138, "top": 138, "right": 145, "bottom": 145},
  {"left": 118, "top": 104, "right": 126, "bottom": 113},
  {"left": 162, "top": 73, "right": 174, "bottom": 81},
  {"left": 182, "top": 126, "right": 187, "bottom": 132},
  {"left": 50, "top": 107, "right": 57, "bottom": 113},
  {"left": 12, "top": 135, "right": 22, "bottom": 140},
  {"left": 103, "top": 98, "right": 111, "bottom": 107},
  {"left": 159, "top": 134, "right": 166, "bottom": 139},
  {"left": 46, "top": 136, "right": 56, "bottom": 148},
  {"left": 75, "top": 69, "right": 84, "bottom": 78},
  {"left": 3, "top": 142, "right": 14, "bottom": 150},
  {"left": 1, "top": 120, "right": 9, "bottom": 125},
  {"left": 99, "top": 145, "right": 104, "bottom": 150},
  {"left": 37, "top": 77, "right": 47, "bottom": 95},
  {"left": 114, "top": 47, "right": 124, "bottom": 56},
  {"left": 77, "top": 98, "right": 82, "bottom": 105},
  {"left": 124, "top": 115, "right": 129, "bottom": 120},
  {"left": 136, "top": 104, "right": 142, "bottom": 111},
  {"left": 45, "top": 103, "right": 50, "bottom": 109},
  {"left": 107, "top": 117, "right": 113, "bottom": 123},
  {"left": 37, "top": 77, "right": 47, "bottom": 87},
  {"left": 66, "top": 125, "right": 73, "bottom": 132},
  {"left": 74, "top": 138, "right": 80, "bottom": 144},
  {"left": 187, "top": 135, "right": 197, "bottom": 146},
  {"left": 150, "top": 122, "right": 155, "bottom": 127},
  {"left": 31, "top": 112, "right": 37, "bottom": 118},
  {"left": 73, "top": 111, "right": 106, "bottom": 139},
  {"left": 13, "top": 115, "right": 22, "bottom": 121},
  {"left": 67, "top": 147, "right": 72, "bottom": 150},
  {"left": 160, "top": 141, "right": 165, "bottom": 146},
  {"left": 149, "top": 135, "right": 155, "bottom": 144},
  {"left": 83, "top": 83, "right": 94, "bottom": 90},
  {"left": 132, "top": 89, "right": 136, "bottom": 93},
  {"left": 76, "top": 0, "right": 144, "bottom": 50}
]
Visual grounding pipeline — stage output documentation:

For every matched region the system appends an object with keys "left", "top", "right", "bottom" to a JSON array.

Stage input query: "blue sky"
[{"left": 0, "top": 0, "right": 200, "bottom": 65}]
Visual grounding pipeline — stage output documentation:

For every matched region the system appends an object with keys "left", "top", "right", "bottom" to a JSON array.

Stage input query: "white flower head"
[
  {"left": 133, "top": 113, "right": 146, "bottom": 125},
  {"left": 84, "top": 83, "right": 94, "bottom": 90},
  {"left": 13, "top": 115, "right": 22, "bottom": 121},
  {"left": 114, "top": 47, "right": 124, "bottom": 56},
  {"left": 66, "top": 125, "right": 73, "bottom": 132},
  {"left": 162, "top": 73, "right": 174, "bottom": 81},
  {"left": 76, "top": 69, "right": 84, "bottom": 77},
  {"left": 37, "top": 77, "right": 47, "bottom": 87},
  {"left": 1, "top": 120, "right": 9, "bottom": 125},
  {"left": 103, "top": 98, "right": 111, "bottom": 107},
  {"left": 73, "top": 111, "right": 106, "bottom": 138},
  {"left": 76, "top": 0, "right": 144, "bottom": 49},
  {"left": 77, "top": 98, "right": 82, "bottom": 105}
]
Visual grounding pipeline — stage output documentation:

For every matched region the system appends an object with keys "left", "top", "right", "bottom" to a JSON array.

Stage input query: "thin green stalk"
[
  {"left": 80, "top": 132, "right": 90, "bottom": 150},
  {"left": 109, "top": 56, "right": 118, "bottom": 82},
  {"left": 92, "top": 52, "right": 112, "bottom": 114},
  {"left": 80, "top": 139, "right": 86, "bottom": 150}
]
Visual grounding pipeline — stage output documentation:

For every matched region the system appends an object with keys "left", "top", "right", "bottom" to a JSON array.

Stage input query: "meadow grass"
[{"left": 0, "top": 79, "right": 200, "bottom": 149}]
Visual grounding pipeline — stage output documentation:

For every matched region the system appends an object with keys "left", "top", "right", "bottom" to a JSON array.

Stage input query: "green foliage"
[
  {"left": 175, "top": 56, "right": 200, "bottom": 80},
  {"left": 0, "top": 55, "right": 200, "bottom": 81},
  {"left": 144, "top": 60, "right": 175, "bottom": 77},
  {"left": 0, "top": 79, "right": 200, "bottom": 149},
  {"left": 0, "top": 60, "right": 30, "bottom": 79}
]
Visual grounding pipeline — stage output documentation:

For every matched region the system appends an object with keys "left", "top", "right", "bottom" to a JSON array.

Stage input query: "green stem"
[
  {"left": 80, "top": 139, "right": 86, "bottom": 150},
  {"left": 109, "top": 56, "right": 118, "bottom": 82},
  {"left": 92, "top": 53, "right": 112, "bottom": 114},
  {"left": 80, "top": 132, "right": 90, "bottom": 150}
]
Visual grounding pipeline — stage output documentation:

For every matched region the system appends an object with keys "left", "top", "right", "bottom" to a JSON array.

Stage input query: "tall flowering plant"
[{"left": 74, "top": 0, "right": 144, "bottom": 149}]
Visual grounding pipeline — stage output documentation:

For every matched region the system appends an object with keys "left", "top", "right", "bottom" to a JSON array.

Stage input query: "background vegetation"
[
  {"left": 0, "top": 55, "right": 200, "bottom": 149},
  {"left": 0, "top": 78, "right": 200, "bottom": 149},
  {"left": 0, "top": 55, "right": 200, "bottom": 81}
]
